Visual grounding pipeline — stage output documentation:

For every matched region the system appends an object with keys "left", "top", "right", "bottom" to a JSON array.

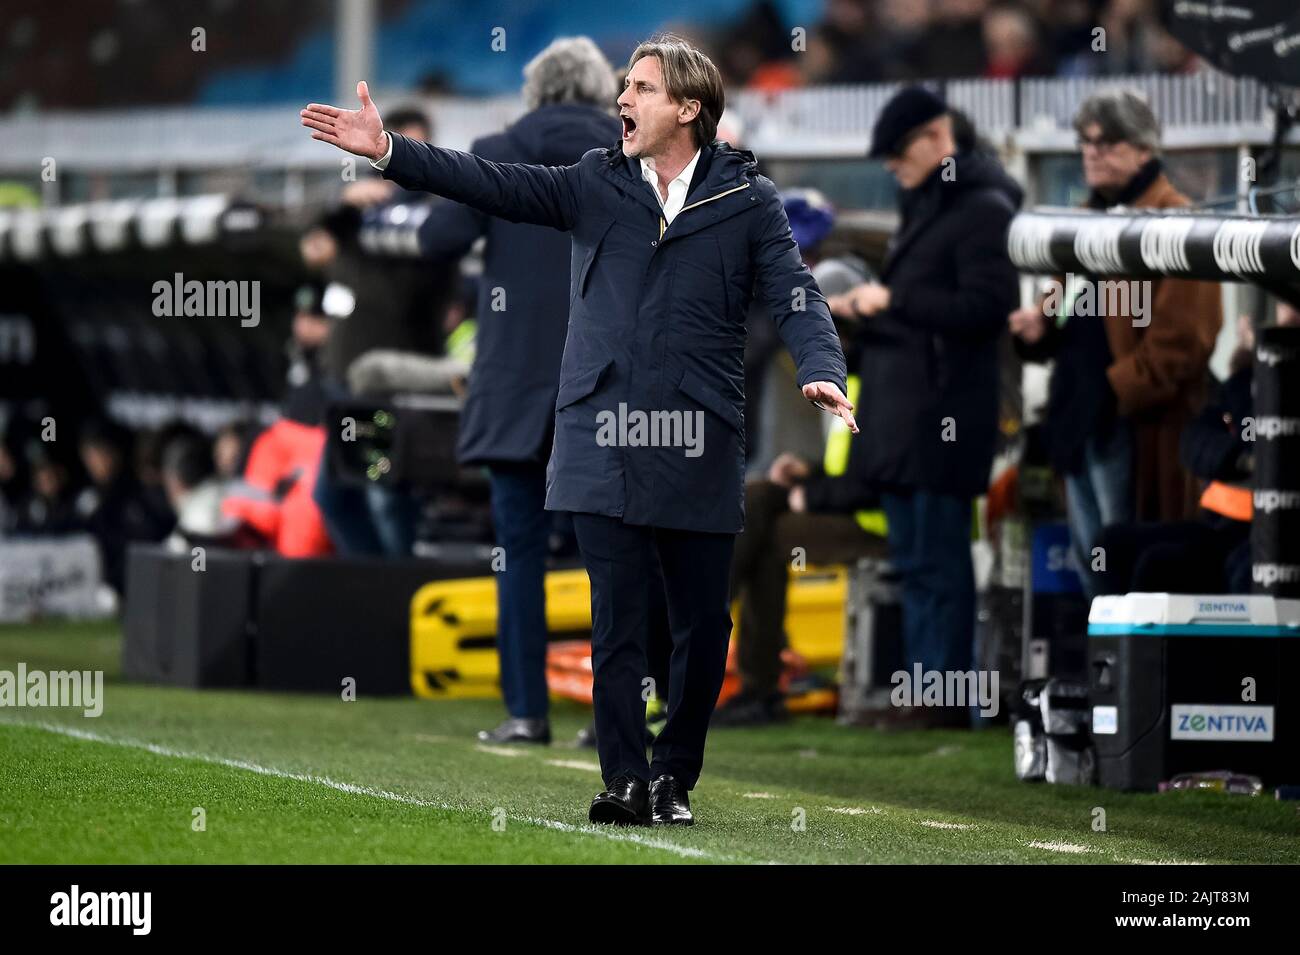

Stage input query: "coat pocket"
[
  {"left": 573, "top": 218, "right": 616, "bottom": 303},
  {"left": 555, "top": 357, "right": 613, "bottom": 411},
  {"left": 676, "top": 369, "right": 743, "bottom": 434}
]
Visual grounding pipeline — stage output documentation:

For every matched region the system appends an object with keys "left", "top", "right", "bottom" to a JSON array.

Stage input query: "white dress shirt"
[
  {"left": 640, "top": 149, "right": 701, "bottom": 225},
  {"left": 371, "top": 132, "right": 394, "bottom": 170}
]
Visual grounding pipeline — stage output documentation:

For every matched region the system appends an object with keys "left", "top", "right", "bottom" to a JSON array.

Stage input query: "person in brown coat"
[{"left": 1009, "top": 88, "right": 1222, "bottom": 596}]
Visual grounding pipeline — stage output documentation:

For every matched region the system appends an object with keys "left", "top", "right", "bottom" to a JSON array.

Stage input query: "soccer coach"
[{"left": 302, "top": 34, "right": 855, "bottom": 827}]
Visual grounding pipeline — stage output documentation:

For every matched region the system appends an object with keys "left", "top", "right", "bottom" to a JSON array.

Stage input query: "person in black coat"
[
  {"left": 302, "top": 35, "right": 853, "bottom": 826},
  {"left": 829, "top": 88, "right": 1021, "bottom": 724},
  {"left": 75, "top": 420, "right": 174, "bottom": 596},
  {"left": 407, "top": 38, "right": 622, "bottom": 746}
]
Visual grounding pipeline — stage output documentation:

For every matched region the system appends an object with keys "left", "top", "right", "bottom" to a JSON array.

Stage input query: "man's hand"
[
  {"left": 846, "top": 282, "right": 890, "bottom": 317},
  {"left": 826, "top": 291, "right": 857, "bottom": 319},
  {"left": 1008, "top": 305, "right": 1047, "bottom": 344},
  {"left": 788, "top": 484, "right": 807, "bottom": 513},
  {"left": 300, "top": 81, "right": 389, "bottom": 162},
  {"left": 803, "top": 381, "right": 858, "bottom": 433},
  {"left": 768, "top": 452, "right": 811, "bottom": 488}
]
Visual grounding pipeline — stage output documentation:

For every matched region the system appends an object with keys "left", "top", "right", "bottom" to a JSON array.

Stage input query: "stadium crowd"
[{"left": 1, "top": 0, "right": 1201, "bottom": 111}]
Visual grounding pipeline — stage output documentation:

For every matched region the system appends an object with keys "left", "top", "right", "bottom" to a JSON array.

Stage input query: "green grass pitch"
[{"left": 1, "top": 621, "right": 1296, "bottom": 864}]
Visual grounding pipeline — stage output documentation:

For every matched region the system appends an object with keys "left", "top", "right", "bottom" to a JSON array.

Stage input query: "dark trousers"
[
  {"left": 488, "top": 463, "right": 551, "bottom": 719},
  {"left": 881, "top": 490, "right": 974, "bottom": 674},
  {"left": 730, "top": 481, "right": 888, "bottom": 699},
  {"left": 572, "top": 513, "right": 735, "bottom": 790}
]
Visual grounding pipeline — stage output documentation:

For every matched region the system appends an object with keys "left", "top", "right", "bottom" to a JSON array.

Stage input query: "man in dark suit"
[{"left": 302, "top": 34, "right": 854, "bottom": 826}]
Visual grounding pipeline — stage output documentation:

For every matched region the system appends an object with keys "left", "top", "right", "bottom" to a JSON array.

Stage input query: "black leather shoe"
[
  {"left": 588, "top": 774, "right": 650, "bottom": 826},
  {"left": 476, "top": 717, "right": 551, "bottom": 744},
  {"left": 649, "top": 773, "right": 694, "bottom": 826}
]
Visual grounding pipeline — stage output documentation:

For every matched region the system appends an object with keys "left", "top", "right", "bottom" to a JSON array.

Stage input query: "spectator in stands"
[
  {"left": 869, "top": 0, "right": 934, "bottom": 81},
  {"left": 213, "top": 422, "right": 252, "bottom": 482},
  {"left": 11, "top": 447, "right": 81, "bottom": 536},
  {"left": 160, "top": 430, "right": 242, "bottom": 551},
  {"left": 828, "top": 87, "right": 1021, "bottom": 727},
  {"left": 299, "top": 223, "right": 340, "bottom": 272},
  {"left": 920, "top": 0, "right": 991, "bottom": 79},
  {"left": 0, "top": 441, "right": 20, "bottom": 534},
  {"left": 0, "top": 0, "right": 1207, "bottom": 112},
  {"left": 801, "top": 0, "right": 882, "bottom": 85},
  {"left": 286, "top": 281, "right": 331, "bottom": 393},
  {"left": 1036, "top": 0, "right": 1105, "bottom": 77},
  {"left": 716, "top": 191, "right": 888, "bottom": 727},
  {"left": 131, "top": 429, "right": 172, "bottom": 522},
  {"left": 411, "top": 36, "right": 621, "bottom": 745},
  {"left": 1095, "top": 0, "right": 1185, "bottom": 76},
  {"left": 1009, "top": 89, "right": 1222, "bottom": 596},
  {"left": 983, "top": 4, "right": 1051, "bottom": 78},
  {"left": 716, "top": 1, "right": 801, "bottom": 89},
  {"left": 75, "top": 420, "right": 172, "bottom": 594}
]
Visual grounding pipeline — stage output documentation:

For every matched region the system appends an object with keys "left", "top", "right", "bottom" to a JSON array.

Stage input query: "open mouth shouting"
[{"left": 620, "top": 112, "right": 638, "bottom": 147}]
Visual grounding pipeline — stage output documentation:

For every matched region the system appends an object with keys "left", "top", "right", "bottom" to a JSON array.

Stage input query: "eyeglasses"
[{"left": 1077, "top": 133, "right": 1125, "bottom": 151}]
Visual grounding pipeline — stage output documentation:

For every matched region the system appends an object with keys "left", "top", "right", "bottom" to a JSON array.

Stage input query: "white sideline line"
[
  {"left": 828, "top": 806, "right": 883, "bottom": 816},
  {"left": 920, "top": 820, "right": 974, "bottom": 830},
  {"left": 0, "top": 718, "right": 729, "bottom": 863},
  {"left": 1026, "top": 840, "right": 1091, "bottom": 854},
  {"left": 475, "top": 744, "right": 529, "bottom": 757},
  {"left": 1125, "top": 857, "right": 1205, "bottom": 865},
  {"left": 544, "top": 759, "right": 601, "bottom": 773}
]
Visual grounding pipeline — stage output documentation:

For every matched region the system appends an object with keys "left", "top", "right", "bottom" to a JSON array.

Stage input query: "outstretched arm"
[{"left": 302, "top": 82, "right": 581, "bottom": 231}]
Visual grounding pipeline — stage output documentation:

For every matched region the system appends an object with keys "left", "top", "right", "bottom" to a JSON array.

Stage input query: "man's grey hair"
[
  {"left": 522, "top": 36, "right": 618, "bottom": 112},
  {"left": 1073, "top": 88, "right": 1162, "bottom": 154}
]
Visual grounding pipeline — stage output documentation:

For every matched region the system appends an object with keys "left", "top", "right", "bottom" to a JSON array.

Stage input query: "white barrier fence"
[
  {"left": 0, "top": 535, "right": 111, "bottom": 623},
  {"left": 0, "top": 70, "right": 1289, "bottom": 181}
]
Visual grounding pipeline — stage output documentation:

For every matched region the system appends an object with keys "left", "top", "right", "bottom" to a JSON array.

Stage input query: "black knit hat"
[{"left": 869, "top": 85, "right": 947, "bottom": 159}]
